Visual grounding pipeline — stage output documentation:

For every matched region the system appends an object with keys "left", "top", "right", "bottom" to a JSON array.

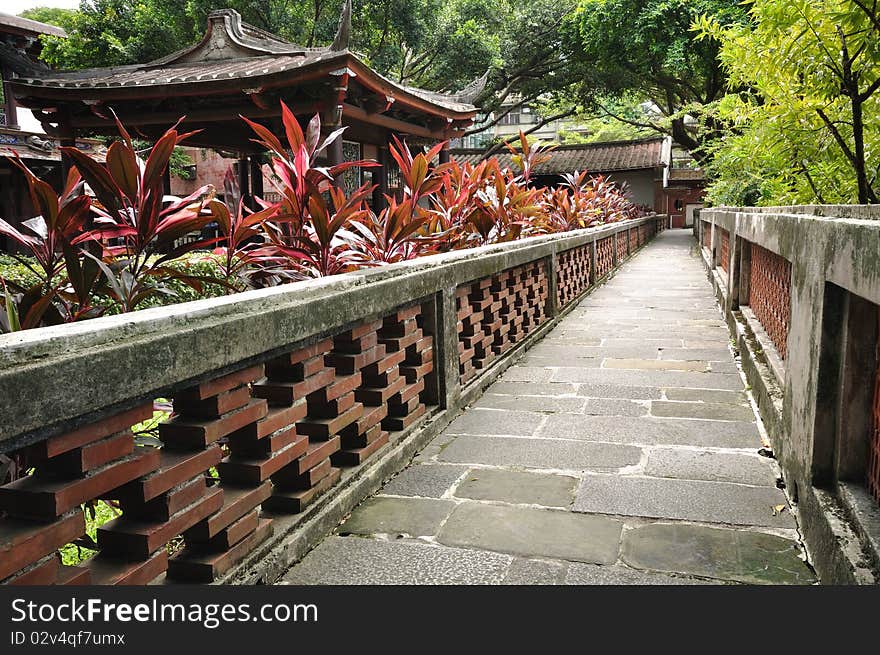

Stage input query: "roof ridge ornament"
[{"left": 330, "top": 0, "right": 352, "bottom": 51}]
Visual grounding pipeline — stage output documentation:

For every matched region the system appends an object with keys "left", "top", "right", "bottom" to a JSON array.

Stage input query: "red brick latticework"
[
  {"left": 719, "top": 228, "right": 730, "bottom": 277},
  {"left": 616, "top": 231, "right": 628, "bottom": 259},
  {"left": 457, "top": 261, "right": 548, "bottom": 384},
  {"left": 748, "top": 243, "right": 792, "bottom": 359},
  {"left": 0, "top": 308, "right": 437, "bottom": 585},
  {"left": 556, "top": 244, "right": 592, "bottom": 308},
  {"left": 596, "top": 237, "right": 614, "bottom": 279},
  {"left": 868, "top": 313, "right": 880, "bottom": 505},
  {"left": 701, "top": 221, "right": 711, "bottom": 249},
  {"left": 628, "top": 227, "right": 638, "bottom": 253}
]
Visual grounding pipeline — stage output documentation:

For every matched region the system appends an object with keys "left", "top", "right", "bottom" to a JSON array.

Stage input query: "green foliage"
[
  {"left": 562, "top": 0, "right": 747, "bottom": 156},
  {"left": 696, "top": 0, "right": 880, "bottom": 205},
  {"left": 58, "top": 499, "right": 120, "bottom": 566},
  {"left": 19, "top": 7, "right": 78, "bottom": 30}
]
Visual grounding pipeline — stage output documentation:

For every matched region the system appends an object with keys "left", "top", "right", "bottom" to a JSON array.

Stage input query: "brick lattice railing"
[
  {"left": 719, "top": 228, "right": 730, "bottom": 277},
  {"left": 596, "top": 236, "right": 614, "bottom": 279},
  {"left": 616, "top": 231, "right": 628, "bottom": 259},
  {"left": 0, "top": 215, "right": 665, "bottom": 586},
  {"left": 456, "top": 261, "right": 548, "bottom": 385},
  {"left": 748, "top": 243, "right": 792, "bottom": 359},
  {"left": 555, "top": 245, "right": 591, "bottom": 309}
]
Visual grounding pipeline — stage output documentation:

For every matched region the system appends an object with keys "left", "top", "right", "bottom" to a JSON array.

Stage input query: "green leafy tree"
[
  {"left": 697, "top": 0, "right": 880, "bottom": 205},
  {"left": 562, "top": 0, "right": 747, "bottom": 160},
  {"left": 18, "top": 7, "right": 78, "bottom": 31}
]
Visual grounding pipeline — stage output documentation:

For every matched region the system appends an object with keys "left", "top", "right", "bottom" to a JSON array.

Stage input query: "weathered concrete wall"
[{"left": 697, "top": 207, "right": 880, "bottom": 584}]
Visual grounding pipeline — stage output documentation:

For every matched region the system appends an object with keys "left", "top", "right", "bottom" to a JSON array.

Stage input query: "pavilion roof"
[
  {"left": 9, "top": 8, "right": 477, "bottom": 117},
  {"left": 453, "top": 137, "right": 669, "bottom": 175}
]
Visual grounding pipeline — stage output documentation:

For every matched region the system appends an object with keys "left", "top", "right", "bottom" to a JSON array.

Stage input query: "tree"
[
  {"left": 697, "top": 0, "right": 880, "bottom": 205},
  {"left": 562, "top": 0, "right": 747, "bottom": 160},
  {"left": 18, "top": 7, "right": 78, "bottom": 31}
]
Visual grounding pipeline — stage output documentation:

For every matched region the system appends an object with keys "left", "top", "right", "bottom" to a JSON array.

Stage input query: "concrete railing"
[
  {"left": 0, "top": 214, "right": 666, "bottom": 586},
  {"left": 696, "top": 207, "right": 880, "bottom": 585}
]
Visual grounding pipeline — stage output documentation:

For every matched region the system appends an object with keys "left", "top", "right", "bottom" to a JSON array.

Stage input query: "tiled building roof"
[{"left": 453, "top": 137, "right": 668, "bottom": 175}]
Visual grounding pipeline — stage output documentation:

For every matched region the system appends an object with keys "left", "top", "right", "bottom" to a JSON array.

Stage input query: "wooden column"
[
  {"left": 238, "top": 155, "right": 250, "bottom": 207},
  {"left": 372, "top": 139, "right": 389, "bottom": 211},
  {"left": 58, "top": 116, "right": 77, "bottom": 186},
  {"left": 439, "top": 144, "right": 451, "bottom": 165},
  {"left": 249, "top": 157, "right": 264, "bottom": 200},
  {"left": 1, "top": 66, "right": 19, "bottom": 129}
]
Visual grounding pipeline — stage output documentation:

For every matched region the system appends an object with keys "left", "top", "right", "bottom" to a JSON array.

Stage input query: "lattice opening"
[
  {"left": 748, "top": 243, "right": 792, "bottom": 359},
  {"left": 556, "top": 244, "right": 592, "bottom": 308}
]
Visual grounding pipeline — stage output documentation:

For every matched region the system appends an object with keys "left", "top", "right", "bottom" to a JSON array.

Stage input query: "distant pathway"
[{"left": 281, "top": 229, "right": 816, "bottom": 585}]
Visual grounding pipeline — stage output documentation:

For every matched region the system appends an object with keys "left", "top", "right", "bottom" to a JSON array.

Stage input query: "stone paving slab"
[
  {"left": 551, "top": 367, "right": 744, "bottom": 390},
  {"left": 576, "top": 384, "right": 662, "bottom": 400},
  {"left": 474, "top": 394, "right": 587, "bottom": 414},
  {"left": 338, "top": 497, "right": 456, "bottom": 536},
  {"left": 645, "top": 449, "right": 778, "bottom": 487},
  {"left": 453, "top": 469, "right": 577, "bottom": 507},
  {"left": 282, "top": 536, "right": 511, "bottom": 585},
  {"left": 539, "top": 414, "right": 761, "bottom": 448},
  {"left": 651, "top": 400, "right": 756, "bottom": 422},
  {"left": 502, "top": 558, "right": 568, "bottom": 585},
  {"left": 564, "top": 562, "right": 714, "bottom": 585},
  {"left": 582, "top": 398, "right": 649, "bottom": 417},
  {"left": 663, "top": 388, "right": 748, "bottom": 404},
  {"left": 621, "top": 523, "right": 815, "bottom": 585},
  {"left": 574, "top": 474, "right": 794, "bottom": 528},
  {"left": 380, "top": 464, "right": 469, "bottom": 498},
  {"left": 436, "top": 435, "right": 643, "bottom": 471},
  {"left": 437, "top": 502, "right": 622, "bottom": 564},
  {"left": 488, "top": 381, "right": 580, "bottom": 396},
  {"left": 445, "top": 408, "right": 545, "bottom": 436},
  {"left": 603, "top": 358, "right": 710, "bottom": 372}
]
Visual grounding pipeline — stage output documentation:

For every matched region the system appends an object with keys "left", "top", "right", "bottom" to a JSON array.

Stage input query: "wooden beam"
[
  {"left": 65, "top": 101, "right": 329, "bottom": 129},
  {"left": 343, "top": 103, "right": 441, "bottom": 140}
]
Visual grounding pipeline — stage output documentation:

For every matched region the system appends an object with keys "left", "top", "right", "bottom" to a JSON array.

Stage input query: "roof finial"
[{"left": 330, "top": 0, "right": 352, "bottom": 51}]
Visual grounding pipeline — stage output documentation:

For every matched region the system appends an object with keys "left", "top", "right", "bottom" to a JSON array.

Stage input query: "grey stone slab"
[
  {"left": 603, "top": 358, "right": 709, "bottom": 372},
  {"left": 438, "top": 502, "right": 622, "bottom": 564},
  {"left": 446, "top": 408, "right": 545, "bottom": 436},
  {"left": 551, "top": 367, "right": 744, "bottom": 391},
  {"left": 488, "top": 381, "right": 579, "bottom": 396},
  {"left": 663, "top": 388, "right": 749, "bottom": 404},
  {"left": 708, "top": 361, "right": 740, "bottom": 374},
  {"left": 474, "top": 394, "right": 587, "bottom": 414},
  {"left": 573, "top": 474, "right": 794, "bottom": 527},
  {"left": 564, "top": 562, "right": 714, "bottom": 585},
  {"left": 454, "top": 468, "right": 577, "bottom": 507},
  {"left": 577, "top": 384, "right": 662, "bottom": 400},
  {"left": 502, "top": 558, "right": 568, "bottom": 585},
  {"left": 338, "top": 497, "right": 456, "bottom": 536},
  {"left": 599, "top": 338, "right": 684, "bottom": 348},
  {"left": 500, "top": 366, "right": 555, "bottom": 382},
  {"left": 522, "top": 355, "right": 603, "bottom": 368},
  {"left": 539, "top": 414, "right": 761, "bottom": 448},
  {"left": 659, "top": 350, "right": 734, "bottom": 362},
  {"left": 380, "top": 464, "right": 469, "bottom": 498},
  {"left": 621, "top": 523, "right": 815, "bottom": 585},
  {"left": 437, "top": 435, "right": 642, "bottom": 471},
  {"left": 282, "top": 536, "right": 511, "bottom": 585},
  {"left": 583, "top": 398, "right": 649, "bottom": 417},
  {"left": 651, "top": 401, "right": 755, "bottom": 422},
  {"left": 645, "top": 449, "right": 778, "bottom": 486}
]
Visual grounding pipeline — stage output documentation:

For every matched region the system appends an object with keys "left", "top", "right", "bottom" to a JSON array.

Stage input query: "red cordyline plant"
[
  {"left": 0, "top": 160, "right": 101, "bottom": 329},
  {"left": 63, "top": 114, "right": 217, "bottom": 312},
  {"left": 241, "top": 102, "right": 378, "bottom": 277}
]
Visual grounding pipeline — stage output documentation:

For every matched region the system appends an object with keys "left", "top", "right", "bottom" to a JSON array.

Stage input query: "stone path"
[{"left": 280, "top": 229, "right": 816, "bottom": 585}]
